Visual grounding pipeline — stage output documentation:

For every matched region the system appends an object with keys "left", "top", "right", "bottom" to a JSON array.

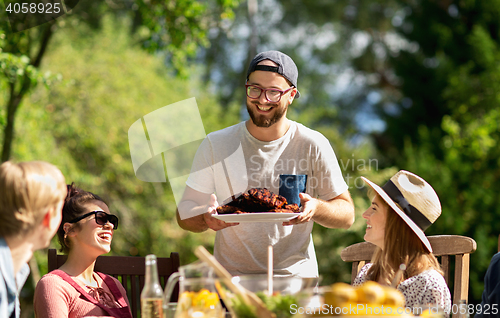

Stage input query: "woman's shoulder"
[
  {"left": 400, "top": 269, "right": 451, "bottom": 311},
  {"left": 38, "top": 271, "right": 67, "bottom": 285},
  {"left": 35, "top": 271, "right": 78, "bottom": 297},
  {"left": 403, "top": 269, "right": 447, "bottom": 288},
  {"left": 417, "top": 269, "right": 446, "bottom": 282}
]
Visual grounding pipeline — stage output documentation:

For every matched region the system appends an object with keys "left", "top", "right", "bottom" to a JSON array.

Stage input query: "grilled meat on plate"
[{"left": 216, "top": 188, "right": 300, "bottom": 214}]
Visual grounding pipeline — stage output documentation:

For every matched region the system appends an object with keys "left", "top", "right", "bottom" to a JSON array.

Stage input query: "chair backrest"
[
  {"left": 47, "top": 249, "right": 180, "bottom": 318},
  {"left": 340, "top": 235, "right": 476, "bottom": 317}
]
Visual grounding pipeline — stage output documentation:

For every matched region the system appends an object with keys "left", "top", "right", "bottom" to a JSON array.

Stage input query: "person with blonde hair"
[
  {"left": 0, "top": 161, "right": 66, "bottom": 318},
  {"left": 353, "top": 170, "right": 451, "bottom": 313}
]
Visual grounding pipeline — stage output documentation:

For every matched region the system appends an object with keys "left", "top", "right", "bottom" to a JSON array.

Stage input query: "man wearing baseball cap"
[{"left": 177, "top": 50, "right": 354, "bottom": 278}]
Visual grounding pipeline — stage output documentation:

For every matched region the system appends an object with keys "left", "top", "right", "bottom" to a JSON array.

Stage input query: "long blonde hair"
[
  {"left": 0, "top": 161, "right": 66, "bottom": 238},
  {"left": 367, "top": 194, "right": 443, "bottom": 285}
]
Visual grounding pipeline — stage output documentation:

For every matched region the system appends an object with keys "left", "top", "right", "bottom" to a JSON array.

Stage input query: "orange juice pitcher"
[{"left": 163, "top": 261, "right": 224, "bottom": 318}]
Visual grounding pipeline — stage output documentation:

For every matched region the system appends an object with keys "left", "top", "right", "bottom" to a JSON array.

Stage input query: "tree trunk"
[
  {"left": 0, "top": 22, "right": 54, "bottom": 162},
  {"left": 1, "top": 83, "right": 23, "bottom": 162},
  {"left": 247, "top": 0, "right": 258, "bottom": 61},
  {"left": 240, "top": 0, "right": 259, "bottom": 115}
]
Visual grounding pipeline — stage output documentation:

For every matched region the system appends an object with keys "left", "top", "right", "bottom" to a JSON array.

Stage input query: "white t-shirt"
[{"left": 185, "top": 121, "right": 348, "bottom": 277}]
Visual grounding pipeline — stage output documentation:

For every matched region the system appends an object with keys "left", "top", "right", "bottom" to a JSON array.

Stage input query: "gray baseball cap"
[{"left": 246, "top": 50, "right": 301, "bottom": 98}]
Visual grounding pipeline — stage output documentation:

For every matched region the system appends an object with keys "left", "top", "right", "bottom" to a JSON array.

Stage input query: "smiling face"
[
  {"left": 64, "top": 200, "right": 114, "bottom": 256},
  {"left": 362, "top": 195, "right": 388, "bottom": 249},
  {"left": 246, "top": 60, "right": 296, "bottom": 128}
]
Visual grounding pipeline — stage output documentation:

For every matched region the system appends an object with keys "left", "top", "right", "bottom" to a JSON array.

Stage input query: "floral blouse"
[{"left": 353, "top": 263, "right": 451, "bottom": 314}]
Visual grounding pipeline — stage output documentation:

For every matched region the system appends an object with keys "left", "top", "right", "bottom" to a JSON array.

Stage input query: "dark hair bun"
[{"left": 65, "top": 183, "right": 82, "bottom": 201}]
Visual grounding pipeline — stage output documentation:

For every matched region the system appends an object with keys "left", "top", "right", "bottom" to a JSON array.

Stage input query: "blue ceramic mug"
[{"left": 279, "top": 174, "right": 307, "bottom": 206}]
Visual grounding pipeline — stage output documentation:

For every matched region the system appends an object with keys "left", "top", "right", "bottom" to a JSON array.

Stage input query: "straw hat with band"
[{"left": 361, "top": 170, "right": 441, "bottom": 253}]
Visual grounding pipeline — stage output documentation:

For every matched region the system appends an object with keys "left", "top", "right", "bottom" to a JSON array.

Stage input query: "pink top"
[{"left": 34, "top": 270, "right": 133, "bottom": 318}]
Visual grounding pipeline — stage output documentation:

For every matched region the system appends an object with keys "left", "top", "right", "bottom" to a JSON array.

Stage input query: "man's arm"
[
  {"left": 176, "top": 185, "right": 239, "bottom": 232},
  {"left": 283, "top": 190, "right": 355, "bottom": 229}
]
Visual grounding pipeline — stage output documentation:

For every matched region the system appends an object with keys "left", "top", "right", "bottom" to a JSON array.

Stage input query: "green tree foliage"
[
  {"left": 0, "top": 0, "right": 240, "bottom": 163},
  {"left": 133, "top": 0, "right": 239, "bottom": 75},
  {"left": 0, "top": 0, "right": 107, "bottom": 161},
  {"left": 434, "top": 17, "right": 500, "bottom": 300}
]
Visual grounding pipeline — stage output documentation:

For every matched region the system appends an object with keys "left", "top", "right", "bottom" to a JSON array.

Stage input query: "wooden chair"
[
  {"left": 47, "top": 249, "right": 180, "bottom": 318},
  {"left": 341, "top": 235, "right": 476, "bottom": 317}
]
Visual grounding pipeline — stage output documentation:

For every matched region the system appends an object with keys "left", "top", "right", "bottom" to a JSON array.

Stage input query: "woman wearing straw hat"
[{"left": 353, "top": 170, "right": 451, "bottom": 312}]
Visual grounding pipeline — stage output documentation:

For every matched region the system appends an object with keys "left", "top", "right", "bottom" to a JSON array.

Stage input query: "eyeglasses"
[
  {"left": 68, "top": 211, "right": 119, "bottom": 229},
  {"left": 245, "top": 84, "right": 294, "bottom": 103}
]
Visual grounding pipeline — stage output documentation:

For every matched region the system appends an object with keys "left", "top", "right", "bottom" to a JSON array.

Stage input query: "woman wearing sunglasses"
[{"left": 34, "top": 184, "right": 132, "bottom": 318}]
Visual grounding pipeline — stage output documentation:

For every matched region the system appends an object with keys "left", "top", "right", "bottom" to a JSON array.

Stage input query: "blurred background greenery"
[{"left": 2, "top": 0, "right": 500, "bottom": 317}]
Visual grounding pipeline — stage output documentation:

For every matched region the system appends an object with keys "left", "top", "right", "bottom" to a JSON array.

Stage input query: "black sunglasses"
[{"left": 68, "top": 211, "right": 119, "bottom": 229}]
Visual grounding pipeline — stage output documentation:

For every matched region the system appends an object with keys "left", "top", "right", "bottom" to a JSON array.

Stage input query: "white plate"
[{"left": 213, "top": 212, "right": 301, "bottom": 223}]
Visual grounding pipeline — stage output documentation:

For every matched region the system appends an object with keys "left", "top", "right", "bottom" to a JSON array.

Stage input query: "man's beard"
[{"left": 246, "top": 101, "right": 288, "bottom": 128}]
